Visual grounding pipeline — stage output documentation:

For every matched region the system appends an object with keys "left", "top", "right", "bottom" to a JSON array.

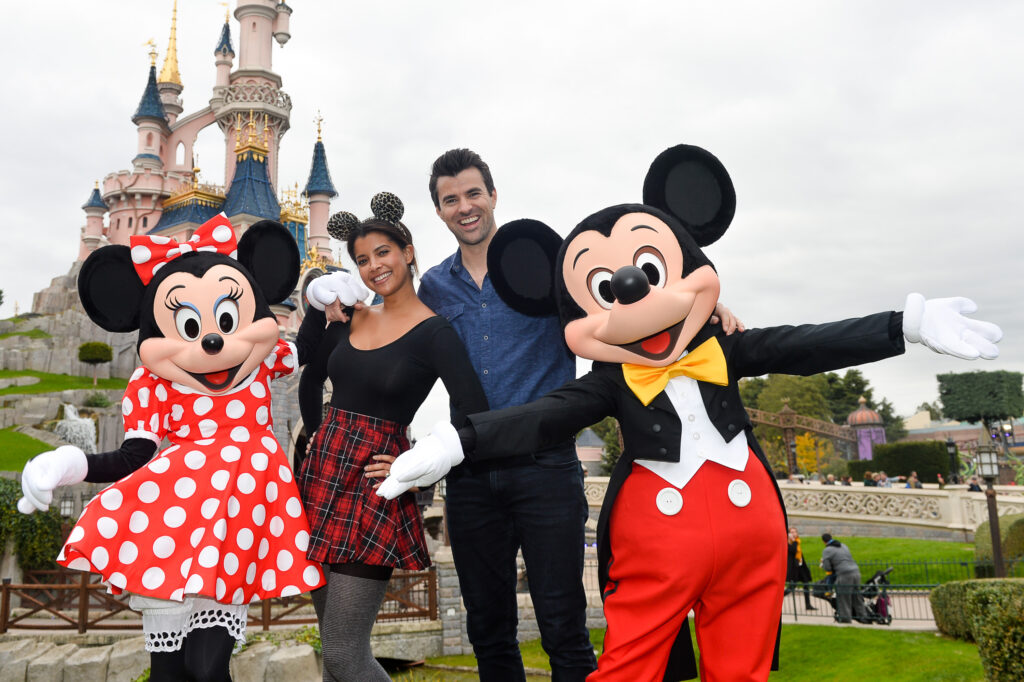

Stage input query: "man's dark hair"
[{"left": 429, "top": 148, "right": 495, "bottom": 208}]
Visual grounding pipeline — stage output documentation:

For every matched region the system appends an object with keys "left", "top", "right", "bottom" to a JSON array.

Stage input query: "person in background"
[
  {"left": 785, "top": 527, "right": 815, "bottom": 610},
  {"left": 877, "top": 471, "right": 892, "bottom": 487},
  {"left": 968, "top": 476, "right": 983, "bottom": 492},
  {"left": 820, "top": 533, "right": 868, "bottom": 623},
  {"left": 863, "top": 471, "right": 876, "bottom": 487},
  {"left": 824, "top": 474, "right": 836, "bottom": 485}
]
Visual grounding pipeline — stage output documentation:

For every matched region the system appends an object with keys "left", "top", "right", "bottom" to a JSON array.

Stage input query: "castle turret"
[
  {"left": 214, "top": 10, "right": 234, "bottom": 89},
  {"left": 78, "top": 183, "right": 108, "bottom": 261},
  {"left": 132, "top": 44, "right": 170, "bottom": 173},
  {"left": 273, "top": 2, "right": 293, "bottom": 46},
  {"left": 847, "top": 396, "right": 887, "bottom": 461},
  {"left": 302, "top": 117, "right": 337, "bottom": 261},
  {"left": 222, "top": 112, "right": 281, "bottom": 230},
  {"left": 157, "top": 0, "right": 184, "bottom": 125}
]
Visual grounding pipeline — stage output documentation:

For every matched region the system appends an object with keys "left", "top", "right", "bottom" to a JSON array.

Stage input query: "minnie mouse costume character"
[
  {"left": 378, "top": 145, "right": 1002, "bottom": 681},
  {"left": 19, "top": 214, "right": 325, "bottom": 681}
]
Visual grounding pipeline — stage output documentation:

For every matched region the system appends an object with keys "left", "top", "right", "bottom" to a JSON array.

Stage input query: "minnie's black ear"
[
  {"left": 78, "top": 245, "right": 145, "bottom": 332},
  {"left": 642, "top": 144, "right": 735, "bottom": 247},
  {"left": 487, "top": 219, "right": 562, "bottom": 317},
  {"left": 238, "top": 220, "right": 300, "bottom": 304}
]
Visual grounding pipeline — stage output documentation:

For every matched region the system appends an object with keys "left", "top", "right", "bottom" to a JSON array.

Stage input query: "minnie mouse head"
[
  {"left": 488, "top": 144, "right": 735, "bottom": 368},
  {"left": 78, "top": 215, "right": 300, "bottom": 393}
]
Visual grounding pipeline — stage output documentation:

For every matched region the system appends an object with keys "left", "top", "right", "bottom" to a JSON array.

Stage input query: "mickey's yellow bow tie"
[{"left": 622, "top": 337, "right": 728, "bottom": 406}]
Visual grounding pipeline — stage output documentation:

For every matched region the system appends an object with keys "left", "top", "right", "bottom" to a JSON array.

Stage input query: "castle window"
[
  {"left": 128, "top": 217, "right": 133, "bottom": 229},
  {"left": 146, "top": 132, "right": 153, "bottom": 147},
  {"left": 143, "top": 217, "right": 148, "bottom": 228}
]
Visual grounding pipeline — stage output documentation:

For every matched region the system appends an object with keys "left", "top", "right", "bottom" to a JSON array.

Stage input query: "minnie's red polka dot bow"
[{"left": 129, "top": 214, "right": 239, "bottom": 285}]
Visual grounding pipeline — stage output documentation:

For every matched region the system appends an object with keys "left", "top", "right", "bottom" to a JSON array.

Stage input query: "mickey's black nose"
[
  {"left": 202, "top": 334, "right": 224, "bottom": 355},
  {"left": 610, "top": 265, "right": 650, "bottom": 305}
]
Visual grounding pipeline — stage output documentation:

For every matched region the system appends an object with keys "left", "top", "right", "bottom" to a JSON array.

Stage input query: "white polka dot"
[
  {"left": 130, "top": 245, "right": 151, "bottom": 264},
  {"left": 170, "top": 588, "right": 184, "bottom": 601},
  {"left": 91, "top": 547, "right": 109, "bottom": 570},
  {"left": 230, "top": 427, "right": 250, "bottom": 443},
  {"left": 193, "top": 397, "right": 214, "bottom": 416},
  {"left": 198, "top": 546, "right": 220, "bottom": 568},
  {"left": 251, "top": 452, "right": 268, "bottom": 471},
  {"left": 184, "top": 450, "right": 206, "bottom": 470},
  {"left": 68, "top": 557, "right": 91, "bottom": 571},
  {"left": 224, "top": 552, "right": 239, "bottom": 575},
  {"left": 246, "top": 563, "right": 257, "bottom": 584},
  {"left": 109, "top": 572, "right": 128, "bottom": 589},
  {"left": 258, "top": 538, "right": 270, "bottom": 559},
  {"left": 100, "top": 489, "right": 123, "bottom": 511},
  {"left": 138, "top": 481, "right": 160, "bottom": 503},
  {"left": 303, "top": 565, "right": 321, "bottom": 587},
  {"left": 213, "top": 519, "right": 227, "bottom": 541},
  {"left": 129, "top": 511, "right": 149, "bottom": 533},
  {"left": 283, "top": 354, "right": 296, "bottom": 369},
  {"left": 261, "top": 570, "right": 276, "bottom": 591},
  {"left": 269, "top": 517, "right": 284, "bottom": 537},
  {"left": 278, "top": 465, "right": 293, "bottom": 483},
  {"left": 151, "top": 262, "right": 166, "bottom": 276},
  {"left": 212, "top": 224, "right": 233, "bottom": 243},
  {"left": 285, "top": 497, "right": 302, "bottom": 518},
  {"left": 184, "top": 574, "right": 204, "bottom": 594},
  {"left": 264, "top": 353, "right": 277, "bottom": 369},
  {"left": 216, "top": 578, "right": 227, "bottom": 600},
  {"left": 138, "top": 387, "right": 150, "bottom": 408},
  {"left": 237, "top": 528, "right": 254, "bottom": 550},
  {"left": 255, "top": 406, "right": 269, "bottom": 425},
  {"left": 153, "top": 536, "right": 175, "bottom": 559},
  {"left": 67, "top": 526, "right": 86, "bottom": 544},
  {"left": 190, "top": 527, "right": 205, "bottom": 547},
  {"left": 171, "top": 404, "right": 184, "bottom": 421},
  {"left": 118, "top": 541, "right": 138, "bottom": 564},
  {"left": 227, "top": 496, "right": 241, "bottom": 518},
  {"left": 211, "top": 470, "right": 230, "bottom": 491},
  {"left": 295, "top": 531, "right": 310, "bottom": 552},
  {"left": 260, "top": 437, "right": 277, "bottom": 453},
  {"left": 180, "top": 557, "right": 192, "bottom": 578},
  {"left": 150, "top": 414, "right": 160, "bottom": 433},
  {"left": 249, "top": 381, "right": 266, "bottom": 399},
  {"left": 164, "top": 507, "right": 186, "bottom": 528},
  {"left": 195, "top": 438, "right": 214, "bottom": 446},
  {"left": 155, "top": 384, "right": 167, "bottom": 401},
  {"left": 281, "top": 585, "right": 300, "bottom": 597},
  {"left": 97, "top": 517, "right": 118, "bottom": 539},
  {"left": 142, "top": 567, "right": 165, "bottom": 590},
  {"left": 201, "top": 498, "right": 220, "bottom": 519},
  {"left": 265, "top": 482, "right": 278, "bottom": 502},
  {"left": 148, "top": 457, "right": 170, "bottom": 474},
  {"left": 175, "top": 424, "right": 190, "bottom": 438},
  {"left": 220, "top": 445, "right": 241, "bottom": 462},
  {"left": 199, "top": 420, "right": 218, "bottom": 437},
  {"left": 131, "top": 368, "right": 145, "bottom": 381},
  {"left": 252, "top": 504, "right": 266, "bottom": 526},
  {"left": 238, "top": 473, "right": 256, "bottom": 494},
  {"left": 225, "top": 400, "right": 246, "bottom": 419},
  {"left": 276, "top": 550, "right": 293, "bottom": 571},
  {"left": 150, "top": 235, "right": 171, "bottom": 245},
  {"left": 121, "top": 397, "right": 134, "bottom": 416},
  {"left": 232, "top": 588, "right": 245, "bottom": 604},
  {"left": 174, "top": 477, "right": 196, "bottom": 499}
]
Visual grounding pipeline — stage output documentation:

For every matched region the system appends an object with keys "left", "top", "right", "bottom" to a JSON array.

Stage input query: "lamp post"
[
  {"left": 945, "top": 437, "right": 958, "bottom": 483},
  {"left": 976, "top": 445, "right": 1005, "bottom": 578}
]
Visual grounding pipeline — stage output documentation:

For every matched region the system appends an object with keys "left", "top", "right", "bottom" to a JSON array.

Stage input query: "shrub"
[
  {"left": 0, "top": 478, "right": 65, "bottom": 571},
  {"left": 974, "top": 514, "right": 1024, "bottom": 577},
  {"left": 930, "top": 581, "right": 977, "bottom": 641},
  {"left": 964, "top": 579, "right": 1024, "bottom": 681},
  {"left": 848, "top": 459, "right": 871, "bottom": 481},
  {"left": 871, "top": 441, "right": 949, "bottom": 482},
  {"left": 83, "top": 392, "right": 112, "bottom": 408}
]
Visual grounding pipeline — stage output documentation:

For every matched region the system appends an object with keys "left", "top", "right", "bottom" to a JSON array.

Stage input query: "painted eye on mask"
[
  {"left": 214, "top": 297, "right": 240, "bottom": 334},
  {"left": 174, "top": 304, "right": 202, "bottom": 341},
  {"left": 587, "top": 269, "right": 615, "bottom": 310},
  {"left": 634, "top": 249, "right": 667, "bottom": 288}
]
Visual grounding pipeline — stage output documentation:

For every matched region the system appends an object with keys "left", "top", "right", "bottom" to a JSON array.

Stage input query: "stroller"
[{"left": 811, "top": 567, "right": 893, "bottom": 625}]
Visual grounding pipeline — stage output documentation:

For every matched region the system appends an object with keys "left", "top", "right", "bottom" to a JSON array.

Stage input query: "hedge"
[
  {"left": 974, "top": 513, "right": 1024, "bottom": 578},
  {"left": 965, "top": 579, "right": 1024, "bottom": 681},
  {"left": 869, "top": 441, "right": 951, "bottom": 483},
  {"left": 930, "top": 581, "right": 977, "bottom": 641},
  {"left": 0, "top": 478, "right": 65, "bottom": 571}
]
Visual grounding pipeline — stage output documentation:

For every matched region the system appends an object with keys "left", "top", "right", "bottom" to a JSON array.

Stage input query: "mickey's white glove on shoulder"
[
  {"left": 17, "top": 445, "right": 88, "bottom": 514},
  {"left": 376, "top": 422, "right": 463, "bottom": 501},
  {"left": 305, "top": 271, "right": 370, "bottom": 311},
  {"left": 903, "top": 293, "right": 1002, "bottom": 360}
]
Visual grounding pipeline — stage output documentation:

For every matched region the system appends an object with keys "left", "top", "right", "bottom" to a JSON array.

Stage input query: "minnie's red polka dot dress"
[{"left": 58, "top": 340, "right": 326, "bottom": 606}]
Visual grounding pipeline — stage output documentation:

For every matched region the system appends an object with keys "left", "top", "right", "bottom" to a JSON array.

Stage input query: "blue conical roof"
[
  {"left": 303, "top": 140, "right": 338, "bottom": 198},
  {"left": 82, "top": 187, "right": 107, "bottom": 211},
  {"left": 215, "top": 21, "right": 234, "bottom": 56},
  {"left": 132, "top": 65, "right": 168, "bottom": 125},
  {"left": 223, "top": 150, "right": 281, "bottom": 220}
]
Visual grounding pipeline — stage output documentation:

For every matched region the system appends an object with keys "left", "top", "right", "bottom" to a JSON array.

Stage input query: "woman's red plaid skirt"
[{"left": 296, "top": 407, "right": 429, "bottom": 570}]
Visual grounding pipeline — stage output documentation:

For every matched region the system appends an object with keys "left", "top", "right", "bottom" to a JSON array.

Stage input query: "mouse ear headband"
[{"left": 327, "top": 191, "right": 411, "bottom": 243}]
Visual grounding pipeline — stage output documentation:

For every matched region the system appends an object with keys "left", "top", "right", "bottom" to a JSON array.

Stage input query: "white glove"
[
  {"left": 903, "top": 293, "right": 1002, "bottom": 360},
  {"left": 376, "top": 422, "right": 464, "bottom": 500},
  {"left": 17, "top": 445, "right": 89, "bottom": 514},
  {"left": 305, "top": 271, "right": 370, "bottom": 311}
]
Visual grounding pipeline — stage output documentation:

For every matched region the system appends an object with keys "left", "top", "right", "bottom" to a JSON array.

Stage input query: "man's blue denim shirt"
[{"left": 418, "top": 249, "right": 575, "bottom": 413}]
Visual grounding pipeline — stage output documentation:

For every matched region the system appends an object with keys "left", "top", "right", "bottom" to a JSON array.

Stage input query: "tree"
[
  {"left": 877, "top": 398, "right": 907, "bottom": 442},
  {"left": 754, "top": 374, "right": 831, "bottom": 420},
  {"left": 823, "top": 369, "right": 874, "bottom": 424},
  {"left": 78, "top": 341, "right": 113, "bottom": 386},
  {"left": 590, "top": 416, "right": 623, "bottom": 475},
  {"left": 916, "top": 401, "right": 943, "bottom": 421},
  {"left": 939, "top": 371, "right": 1024, "bottom": 454}
]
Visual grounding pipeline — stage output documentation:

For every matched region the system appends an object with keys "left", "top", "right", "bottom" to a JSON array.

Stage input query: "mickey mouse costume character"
[
  {"left": 378, "top": 145, "right": 1002, "bottom": 681},
  {"left": 18, "top": 214, "right": 325, "bottom": 682}
]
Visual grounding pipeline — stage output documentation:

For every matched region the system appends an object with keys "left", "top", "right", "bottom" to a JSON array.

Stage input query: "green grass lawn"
[
  {"left": 404, "top": 624, "right": 983, "bottom": 681},
  {"left": 795, "top": 536, "right": 978, "bottom": 584},
  {"left": 0, "top": 369, "right": 127, "bottom": 396},
  {"left": 0, "top": 426, "right": 53, "bottom": 469},
  {"left": 0, "top": 328, "right": 51, "bottom": 340}
]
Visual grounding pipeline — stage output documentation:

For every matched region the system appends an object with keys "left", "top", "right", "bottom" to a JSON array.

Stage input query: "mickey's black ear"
[
  {"left": 487, "top": 219, "right": 562, "bottom": 317},
  {"left": 642, "top": 144, "right": 735, "bottom": 247},
  {"left": 238, "top": 220, "right": 300, "bottom": 304},
  {"left": 78, "top": 245, "right": 145, "bottom": 332}
]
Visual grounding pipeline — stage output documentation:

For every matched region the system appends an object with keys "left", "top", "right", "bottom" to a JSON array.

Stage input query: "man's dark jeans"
[{"left": 445, "top": 446, "right": 597, "bottom": 682}]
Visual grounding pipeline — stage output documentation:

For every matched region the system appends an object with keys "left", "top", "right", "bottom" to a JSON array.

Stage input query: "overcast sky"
[{"left": 3, "top": 1, "right": 1021, "bottom": 434}]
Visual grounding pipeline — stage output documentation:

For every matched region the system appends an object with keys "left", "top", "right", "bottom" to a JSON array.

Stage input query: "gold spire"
[
  {"left": 144, "top": 39, "right": 158, "bottom": 67},
  {"left": 159, "top": 0, "right": 183, "bottom": 86},
  {"left": 235, "top": 110, "right": 269, "bottom": 160},
  {"left": 220, "top": 2, "right": 230, "bottom": 22},
  {"left": 314, "top": 111, "right": 323, "bottom": 142}
]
